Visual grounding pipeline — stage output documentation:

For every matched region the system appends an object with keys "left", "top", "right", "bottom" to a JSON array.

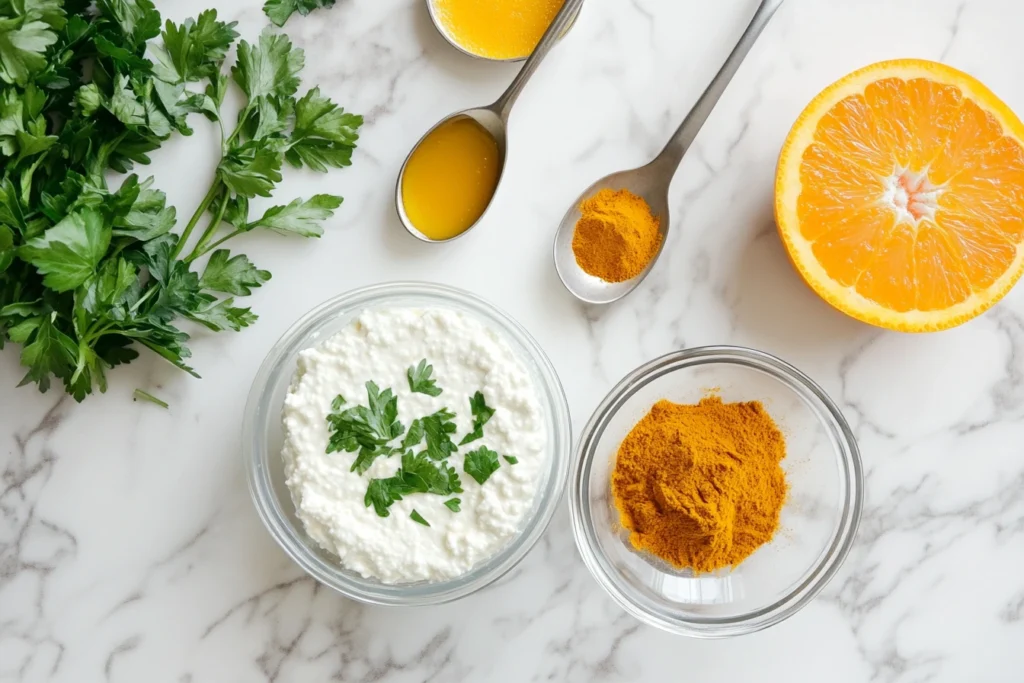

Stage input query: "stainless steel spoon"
[
  {"left": 397, "top": 0, "right": 588, "bottom": 243},
  {"left": 553, "top": 0, "right": 785, "bottom": 304}
]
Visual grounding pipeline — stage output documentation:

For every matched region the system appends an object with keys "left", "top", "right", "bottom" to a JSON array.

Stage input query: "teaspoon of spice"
[
  {"left": 553, "top": 0, "right": 785, "bottom": 303},
  {"left": 571, "top": 188, "right": 662, "bottom": 284}
]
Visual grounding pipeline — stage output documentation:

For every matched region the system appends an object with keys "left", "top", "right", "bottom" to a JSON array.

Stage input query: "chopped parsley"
[
  {"left": 459, "top": 391, "right": 495, "bottom": 445},
  {"left": 503, "top": 455, "right": 518, "bottom": 465},
  {"left": 325, "top": 381, "right": 404, "bottom": 461},
  {"left": 400, "top": 450, "right": 463, "bottom": 496},
  {"left": 133, "top": 389, "right": 169, "bottom": 408},
  {"left": 364, "top": 478, "right": 407, "bottom": 517},
  {"left": 407, "top": 359, "right": 443, "bottom": 396},
  {"left": 350, "top": 444, "right": 393, "bottom": 475},
  {"left": 361, "top": 450, "right": 463, "bottom": 518},
  {"left": 422, "top": 408, "right": 459, "bottom": 461},
  {"left": 464, "top": 446, "right": 501, "bottom": 485},
  {"left": 409, "top": 509, "right": 430, "bottom": 526},
  {"left": 401, "top": 418, "right": 425, "bottom": 449},
  {"left": 327, "top": 375, "right": 508, "bottom": 517}
]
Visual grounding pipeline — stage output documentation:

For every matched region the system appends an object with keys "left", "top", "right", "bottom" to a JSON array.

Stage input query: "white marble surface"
[{"left": 3, "top": 0, "right": 1024, "bottom": 680}]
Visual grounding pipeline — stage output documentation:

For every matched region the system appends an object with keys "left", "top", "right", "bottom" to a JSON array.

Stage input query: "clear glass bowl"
[
  {"left": 243, "top": 282, "right": 572, "bottom": 605},
  {"left": 569, "top": 346, "right": 863, "bottom": 637},
  {"left": 425, "top": 0, "right": 580, "bottom": 63}
]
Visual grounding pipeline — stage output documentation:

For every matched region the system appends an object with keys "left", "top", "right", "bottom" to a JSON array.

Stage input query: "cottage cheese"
[{"left": 281, "top": 307, "right": 547, "bottom": 584}]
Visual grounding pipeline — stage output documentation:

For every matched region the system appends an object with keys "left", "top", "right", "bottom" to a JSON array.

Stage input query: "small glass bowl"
[
  {"left": 569, "top": 346, "right": 863, "bottom": 637},
  {"left": 425, "top": 0, "right": 581, "bottom": 63},
  {"left": 243, "top": 282, "right": 572, "bottom": 605}
]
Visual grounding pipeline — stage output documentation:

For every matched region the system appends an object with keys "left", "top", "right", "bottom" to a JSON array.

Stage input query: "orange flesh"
[
  {"left": 432, "top": 0, "right": 564, "bottom": 60},
  {"left": 401, "top": 116, "right": 501, "bottom": 241},
  {"left": 777, "top": 60, "right": 1024, "bottom": 330}
]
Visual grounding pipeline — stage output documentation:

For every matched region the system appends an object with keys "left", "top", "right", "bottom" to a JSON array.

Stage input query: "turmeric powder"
[
  {"left": 571, "top": 188, "right": 662, "bottom": 282},
  {"left": 611, "top": 396, "right": 788, "bottom": 574}
]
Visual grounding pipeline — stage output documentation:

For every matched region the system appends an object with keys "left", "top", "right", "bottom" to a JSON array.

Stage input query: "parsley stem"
[
  {"left": 128, "top": 285, "right": 159, "bottom": 315},
  {"left": 222, "top": 104, "right": 253, "bottom": 151},
  {"left": 186, "top": 191, "right": 230, "bottom": 262},
  {"left": 173, "top": 182, "right": 220, "bottom": 259},
  {"left": 191, "top": 227, "right": 243, "bottom": 260}
]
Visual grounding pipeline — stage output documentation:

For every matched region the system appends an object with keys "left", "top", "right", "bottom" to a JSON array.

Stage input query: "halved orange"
[{"left": 776, "top": 59, "right": 1024, "bottom": 332}]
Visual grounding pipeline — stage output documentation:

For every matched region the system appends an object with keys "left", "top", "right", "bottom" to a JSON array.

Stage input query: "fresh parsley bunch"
[{"left": 0, "top": 0, "right": 363, "bottom": 401}]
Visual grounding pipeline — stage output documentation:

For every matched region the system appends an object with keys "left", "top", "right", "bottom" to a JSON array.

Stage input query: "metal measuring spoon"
[
  {"left": 397, "top": 0, "right": 587, "bottom": 243},
  {"left": 553, "top": 0, "right": 785, "bottom": 304}
]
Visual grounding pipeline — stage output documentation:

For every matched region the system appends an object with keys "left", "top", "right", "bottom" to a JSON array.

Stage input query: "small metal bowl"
[{"left": 425, "top": 0, "right": 582, "bottom": 63}]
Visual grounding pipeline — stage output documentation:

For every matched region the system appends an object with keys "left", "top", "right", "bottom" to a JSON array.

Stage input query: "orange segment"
[{"left": 776, "top": 59, "right": 1024, "bottom": 332}]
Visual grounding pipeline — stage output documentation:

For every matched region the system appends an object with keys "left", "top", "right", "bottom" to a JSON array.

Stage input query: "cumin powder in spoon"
[
  {"left": 571, "top": 188, "right": 662, "bottom": 283},
  {"left": 611, "top": 396, "right": 788, "bottom": 574}
]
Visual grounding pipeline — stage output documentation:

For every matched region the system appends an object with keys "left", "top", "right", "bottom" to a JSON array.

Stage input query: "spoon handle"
[
  {"left": 654, "top": 0, "right": 784, "bottom": 171},
  {"left": 491, "top": 0, "right": 588, "bottom": 121}
]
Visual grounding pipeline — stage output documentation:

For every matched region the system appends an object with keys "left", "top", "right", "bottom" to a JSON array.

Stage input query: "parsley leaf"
[
  {"left": 503, "top": 455, "right": 518, "bottom": 465},
  {"left": 112, "top": 179, "right": 176, "bottom": 241},
  {"left": 364, "top": 380, "right": 404, "bottom": 439},
  {"left": 96, "top": 0, "right": 161, "bottom": 47},
  {"left": 263, "top": 0, "right": 336, "bottom": 28},
  {"left": 422, "top": 407, "right": 458, "bottom": 461},
  {"left": 364, "top": 478, "right": 404, "bottom": 518},
  {"left": 349, "top": 444, "right": 394, "bottom": 475},
  {"left": 0, "top": 225, "right": 14, "bottom": 274},
  {"left": 156, "top": 10, "right": 238, "bottom": 82},
  {"left": 0, "top": 10, "right": 61, "bottom": 86},
  {"left": 231, "top": 29, "right": 303, "bottom": 101},
  {"left": 199, "top": 249, "right": 270, "bottom": 296},
  {"left": 77, "top": 257, "right": 137, "bottom": 317},
  {"left": 400, "top": 450, "right": 462, "bottom": 496},
  {"left": 19, "top": 208, "right": 111, "bottom": 292},
  {"left": 325, "top": 381, "right": 404, "bottom": 463},
  {"left": 459, "top": 391, "right": 495, "bottom": 445},
  {"left": 246, "top": 194, "right": 342, "bottom": 237},
  {"left": 217, "top": 140, "right": 284, "bottom": 198},
  {"left": 409, "top": 509, "right": 429, "bottom": 527},
  {"left": 464, "top": 446, "right": 501, "bottom": 485},
  {"left": 286, "top": 87, "right": 362, "bottom": 172},
  {"left": 401, "top": 418, "right": 424, "bottom": 449},
  {"left": 444, "top": 498, "right": 461, "bottom": 513},
  {"left": 407, "top": 359, "right": 442, "bottom": 397},
  {"left": 221, "top": 192, "right": 249, "bottom": 228},
  {"left": 106, "top": 74, "right": 147, "bottom": 127},
  {"left": 17, "top": 315, "right": 75, "bottom": 393},
  {"left": 186, "top": 296, "right": 257, "bottom": 332}
]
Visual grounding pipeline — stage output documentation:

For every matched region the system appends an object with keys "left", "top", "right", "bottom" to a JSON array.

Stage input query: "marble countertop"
[{"left": 4, "top": 0, "right": 1024, "bottom": 680}]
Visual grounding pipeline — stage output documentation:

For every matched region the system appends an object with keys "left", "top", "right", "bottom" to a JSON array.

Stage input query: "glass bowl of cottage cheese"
[{"left": 243, "top": 282, "right": 571, "bottom": 605}]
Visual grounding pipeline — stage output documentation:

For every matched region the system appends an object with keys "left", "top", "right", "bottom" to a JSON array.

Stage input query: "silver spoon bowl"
[
  {"left": 398, "top": 0, "right": 587, "bottom": 243},
  {"left": 554, "top": 0, "right": 785, "bottom": 304}
]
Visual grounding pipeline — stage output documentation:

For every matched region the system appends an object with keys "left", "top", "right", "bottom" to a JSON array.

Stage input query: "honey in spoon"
[{"left": 400, "top": 116, "right": 500, "bottom": 241}]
